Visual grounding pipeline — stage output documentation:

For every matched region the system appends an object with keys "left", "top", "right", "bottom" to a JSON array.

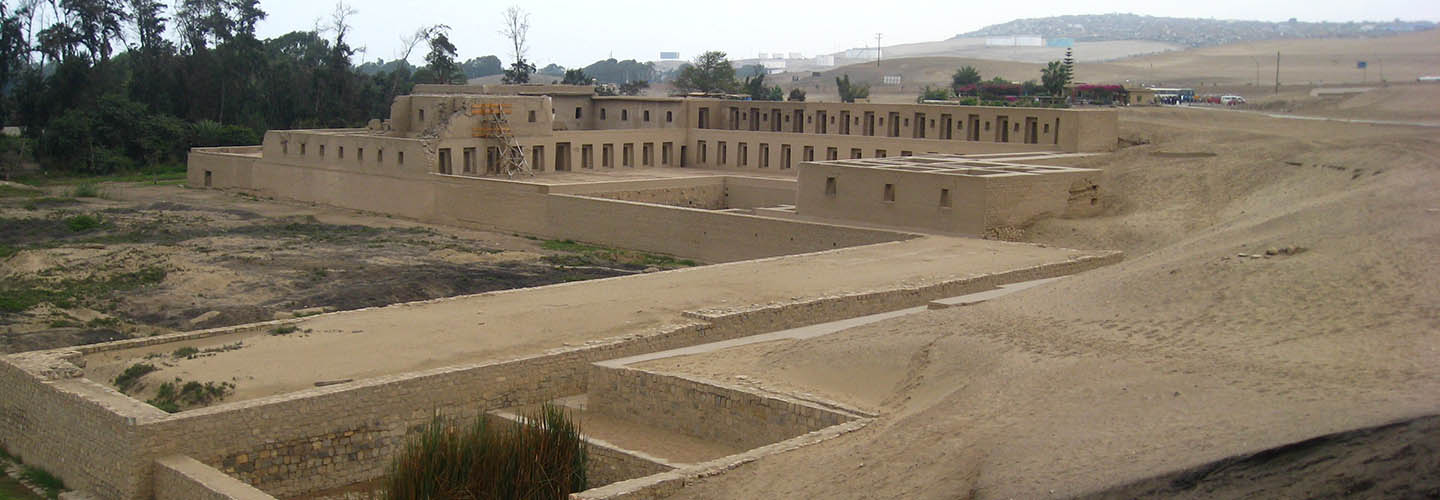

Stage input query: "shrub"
[
  {"left": 113, "top": 363, "right": 158, "bottom": 393},
  {"left": 70, "top": 182, "right": 102, "bottom": 198},
  {"left": 64, "top": 214, "right": 101, "bottom": 232},
  {"left": 172, "top": 346, "right": 199, "bottom": 358},
  {"left": 271, "top": 325, "right": 299, "bottom": 335},
  {"left": 385, "top": 404, "right": 587, "bottom": 500}
]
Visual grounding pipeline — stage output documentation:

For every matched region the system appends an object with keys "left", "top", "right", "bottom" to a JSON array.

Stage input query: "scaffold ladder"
[{"left": 471, "top": 103, "right": 533, "bottom": 177}]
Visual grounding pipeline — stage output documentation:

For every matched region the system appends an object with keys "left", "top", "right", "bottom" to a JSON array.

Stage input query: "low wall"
[
  {"left": 585, "top": 183, "right": 726, "bottom": 209},
  {"left": 724, "top": 177, "right": 796, "bottom": 208},
  {"left": 588, "top": 366, "right": 855, "bottom": 451},
  {"left": 192, "top": 157, "right": 903, "bottom": 263},
  {"left": 546, "top": 194, "right": 911, "bottom": 263},
  {"left": 1, "top": 248, "right": 1120, "bottom": 499},
  {"left": 0, "top": 353, "right": 153, "bottom": 498},
  {"left": 187, "top": 150, "right": 260, "bottom": 189},
  {"left": 154, "top": 455, "right": 275, "bottom": 500}
]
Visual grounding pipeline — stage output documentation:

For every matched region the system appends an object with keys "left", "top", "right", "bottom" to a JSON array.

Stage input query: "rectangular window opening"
[
  {"left": 883, "top": 183, "right": 895, "bottom": 202},
  {"left": 825, "top": 177, "right": 837, "bottom": 196}
]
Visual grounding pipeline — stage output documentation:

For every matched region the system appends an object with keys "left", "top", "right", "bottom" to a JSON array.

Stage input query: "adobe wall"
[
  {"left": 684, "top": 100, "right": 1116, "bottom": 153},
  {"left": 153, "top": 455, "right": 274, "bottom": 500},
  {"left": 187, "top": 149, "right": 260, "bottom": 189},
  {"left": 723, "top": 176, "right": 796, "bottom": 208},
  {"left": 547, "top": 129, "right": 690, "bottom": 170},
  {"left": 795, "top": 162, "right": 989, "bottom": 235},
  {"left": 0, "top": 354, "right": 152, "bottom": 499},
  {"left": 545, "top": 194, "right": 912, "bottom": 263},
  {"left": 544, "top": 176, "right": 796, "bottom": 211},
  {"left": 584, "top": 183, "right": 727, "bottom": 209},
  {"left": 983, "top": 169, "right": 1102, "bottom": 229},
  {"left": 587, "top": 366, "right": 856, "bottom": 451},
  {"left": 685, "top": 129, "right": 1051, "bottom": 172}
]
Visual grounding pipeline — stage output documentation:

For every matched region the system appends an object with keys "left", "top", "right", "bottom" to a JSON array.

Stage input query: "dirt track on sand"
[{"left": 639, "top": 107, "right": 1440, "bottom": 499}]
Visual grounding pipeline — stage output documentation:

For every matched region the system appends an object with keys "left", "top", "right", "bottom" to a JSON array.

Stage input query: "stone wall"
[
  {"left": 0, "top": 251, "right": 1120, "bottom": 499},
  {"left": 0, "top": 353, "right": 155, "bottom": 498},
  {"left": 586, "top": 183, "right": 727, "bottom": 209},
  {"left": 153, "top": 455, "right": 274, "bottom": 500},
  {"left": 587, "top": 366, "right": 857, "bottom": 450}
]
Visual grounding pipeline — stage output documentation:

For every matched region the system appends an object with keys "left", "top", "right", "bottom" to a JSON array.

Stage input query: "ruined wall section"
[
  {"left": 0, "top": 353, "right": 161, "bottom": 498},
  {"left": 588, "top": 366, "right": 857, "bottom": 450},
  {"left": 153, "top": 455, "right": 275, "bottom": 500}
]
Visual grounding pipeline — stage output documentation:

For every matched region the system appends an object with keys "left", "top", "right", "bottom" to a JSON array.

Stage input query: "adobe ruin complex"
[{"left": 0, "top": 85, "right": 1123, "bottom": 499}]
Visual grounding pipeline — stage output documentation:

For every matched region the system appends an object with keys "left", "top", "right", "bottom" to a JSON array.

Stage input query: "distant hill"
[{"left": 957, "top": 14, "right": 1435, "bottom": 47}]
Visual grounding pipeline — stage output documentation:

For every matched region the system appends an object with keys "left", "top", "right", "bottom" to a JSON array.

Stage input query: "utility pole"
[
  {"left": 875, "top": 33, "right": 882, "bottom": 68},
  {"left": 1274, "top": 51, "right": 1280, "bottom": 94}
]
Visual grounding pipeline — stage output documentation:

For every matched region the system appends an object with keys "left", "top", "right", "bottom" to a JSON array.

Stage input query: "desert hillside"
[{"left": 638, "top": 107, "right": 1440, "bottom": 499}]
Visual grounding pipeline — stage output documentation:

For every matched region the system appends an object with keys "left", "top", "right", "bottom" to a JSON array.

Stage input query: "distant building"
[
  {"left": 812, "top": 55, "right": 836, "bottom": 67},
  {"left": 1047, "top": 38, "right": 1075, "bottom": 48},
  {"left": 660, "top": 52, "right": 680, "bottom": 60},
  {"left": 883, "top": 75, "right": 902, "bottom": 85}
]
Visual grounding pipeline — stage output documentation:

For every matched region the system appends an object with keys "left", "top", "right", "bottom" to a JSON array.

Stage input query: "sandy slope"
[{"left": 641, "top": 108, "right": 1440, "bottom": 499}]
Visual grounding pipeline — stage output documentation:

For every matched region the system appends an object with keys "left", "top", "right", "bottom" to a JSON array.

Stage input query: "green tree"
[
  {"left": 672, "top": 51, "right": 734, "bottom": 93},
  {"left": 951, "top": 65, "right": 980, "bottom": 88},
  {"left": 423, "top": 30, "right": 460, "bottom": 84},
  {"left": 917, "top": 85, "right": 951, "bottom": 102},
  {"left": 835, "top": 74, "right": 869, "bottom": 103},
  {"left": 742, "top": 72, "right": 782, "bottom": 101},
  {"left": 560, "top": 68, "right": 590, "bottom": 85},
  {"left": 459, "top": 55, "right": 502, "bottom": 78},
  {"left": 1041, "top": 60, "right": 1070, "bottom": 96}
]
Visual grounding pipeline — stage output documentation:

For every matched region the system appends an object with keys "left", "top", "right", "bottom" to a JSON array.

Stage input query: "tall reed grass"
[{"left": 385, "top": 403, "right": 587, "bottom": 499}]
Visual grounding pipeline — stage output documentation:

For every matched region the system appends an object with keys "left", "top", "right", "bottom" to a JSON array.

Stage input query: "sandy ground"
[
  {"left": 633, "top": 107, "right": 1440, "bottom": 499},
  {"left": 83, "top": 235, "right": 1105, "bottom": 403}
]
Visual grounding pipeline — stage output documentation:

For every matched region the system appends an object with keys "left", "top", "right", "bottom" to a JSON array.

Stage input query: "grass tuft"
[
  {"left": 171, "top": 346, "right": 199, "bottom": 358},
  {"left": 63, "top": 214, "right": 101, "bottom": 232},
  {"left": 69, "top": 183, "right": 102, "bottom": 198},
  {"left": 270, "top": 325, "right": 299, "bottom": 335},
  {"left": 385, "top": 403, "right": 587, "bottom": 500}
]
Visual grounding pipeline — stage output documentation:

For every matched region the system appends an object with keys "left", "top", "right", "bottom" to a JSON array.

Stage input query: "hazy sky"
[{"left": 247, "top": 0, "right": 1440, "bottom": 67}]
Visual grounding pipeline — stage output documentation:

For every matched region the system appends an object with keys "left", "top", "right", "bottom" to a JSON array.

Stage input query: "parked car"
[{"left": 1221, "top": 95, "right": 1247, "bottom": 105}]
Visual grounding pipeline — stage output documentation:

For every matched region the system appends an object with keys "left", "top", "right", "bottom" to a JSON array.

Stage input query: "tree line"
[{"left": 0, "top": 1, "right": 615, "bottom": 175}]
